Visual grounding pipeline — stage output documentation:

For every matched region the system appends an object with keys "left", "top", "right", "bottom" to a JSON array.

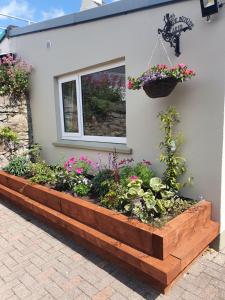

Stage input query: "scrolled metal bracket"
[{"left": 158, "top": 13, "right": 194, "bottom": 57}]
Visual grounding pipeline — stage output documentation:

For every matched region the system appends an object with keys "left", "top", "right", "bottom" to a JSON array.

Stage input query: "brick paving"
[{"left": 0, "top": 198, "right": 225, "bottom": 300}]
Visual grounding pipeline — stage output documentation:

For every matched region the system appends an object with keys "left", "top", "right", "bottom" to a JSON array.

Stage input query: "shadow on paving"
[{"left": 0, "top": 198, "right": 161, "bottom": 300}]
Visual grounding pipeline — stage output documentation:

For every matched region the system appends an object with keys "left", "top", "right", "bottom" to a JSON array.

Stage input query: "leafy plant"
[
  {"left": 4, "top": 156, "right": 30, "bottom": 177},
  {"left": 124, "top": 178, "right": 157, "bottom": 223},
  {"left": 0, "top": 126, "right": 19, "bottom": 156},
  {"left": 73, "top": 177, "right": 92, "bottom": 197},
  {"left": 28, "top": 143, "right": 42, "bottom": 163},
  {"left": 91, "top": 169, "right": 114, "bottom": 198},
  {"left": 28, "top": 162, "right": 56, "bottom": 185},
  {"left": 100, "top": 182, "right": 128, "bottom": 211},
  {"left": 120, "top": 162, "right": 155, "bottom": 188},
  {"left": 158, "top": 106, "right": 191, "bottom": 192}
]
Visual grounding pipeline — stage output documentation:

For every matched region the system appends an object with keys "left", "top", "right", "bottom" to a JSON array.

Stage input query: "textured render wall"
[
  {"left": 9, "top": 0, "right": 225, "bottom": 233},
  {"left": 0, "top": 96, "right": 31, "bottom": 167}
]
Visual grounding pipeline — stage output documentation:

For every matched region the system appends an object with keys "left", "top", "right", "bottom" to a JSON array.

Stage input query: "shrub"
[
  {"left": 91, "top": 169, "right": 114, "bottom": 198},
  {"left": 120, "top": 162, "right": 155, "bottom": 189},
  {"left": 28, "top": 162, "right": 56, "bottom": 185},
  {"left": 73, "top": 177, "right": 92, "bottom": 197},
  {"left": 0, "top": 54, "right": 31, "bottom": 101},
  {"left": 4, "top": 156, "right": 30, "bottom": 177},
  {"left": 100, "top": 181, "right": 128, "bottom": 211}
]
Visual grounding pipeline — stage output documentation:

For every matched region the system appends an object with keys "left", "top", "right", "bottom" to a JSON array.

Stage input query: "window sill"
[{"left": 53, "top": 140, "right": 132, "bottom": 154}]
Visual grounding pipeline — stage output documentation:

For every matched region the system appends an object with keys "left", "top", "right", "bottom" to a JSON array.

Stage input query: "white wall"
[
  {"left": 0, "top": 37, "right": 11, "bottom": 55},
  {"left": 9, "top": 0, "right": 225, "bottom": 233}
]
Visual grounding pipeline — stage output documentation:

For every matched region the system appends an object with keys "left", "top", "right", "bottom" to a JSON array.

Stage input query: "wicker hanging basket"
[{"left": 143, "top": 77, "right": 178, "bottom": 99}]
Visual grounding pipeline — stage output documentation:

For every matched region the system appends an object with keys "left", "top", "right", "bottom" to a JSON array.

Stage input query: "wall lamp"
[{"left": 200, "top": 0, "right": 224, "bottom": 21}]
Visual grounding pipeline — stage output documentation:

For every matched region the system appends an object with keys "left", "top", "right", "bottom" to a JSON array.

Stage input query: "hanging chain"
[{"left": 147, "top": 34, "right": 173, "bottom": 70}]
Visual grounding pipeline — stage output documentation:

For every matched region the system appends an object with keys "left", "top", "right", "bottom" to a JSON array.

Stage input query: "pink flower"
[
  {"left": 75, "top": 168, "right": 84, "bottom": 174},
  {"left": 80, "top": 155, "right": 87, "bottom": 161},
  {"left": 130, "top": 175, "right": 138, "bottom": 181},
  {"left": 127, "top": 81, "right": 133, "bottom": 89},
  {"left": 178, "top": 63, "right": 186, "bottom": 69},
  {"left": 143, "top": 159, "right": 152, "bottom": 166},
  {"left": 68, "top": 156, "right": 76, "bottom": 163}
]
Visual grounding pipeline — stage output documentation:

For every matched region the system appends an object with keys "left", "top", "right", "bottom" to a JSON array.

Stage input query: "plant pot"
[{"left": 143, "top": 77, "right": 178, "bottom": 98}]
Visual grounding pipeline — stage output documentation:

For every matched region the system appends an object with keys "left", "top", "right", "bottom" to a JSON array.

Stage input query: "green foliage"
[
  {"left": 28, "top": 143, "right": 42, "bottom": 163},
  {"left": 158, "top": 106, "right": 190, "bottom": 192},
  {"left": 4, "top": 156, "right": 30, "bottom": 177},
  {"left": 120, "top": 162, "right": 155, "bottom": 188},
  {"left": 91, "top": 169, "right": 114, "bottom": 198},
  {"left": 0, "top": 127, "right": 18, "bottom": 143},
  {"left": 0, "top": 126, "right": 19, "bottom": 156},
  {"left": 124, "top": 179, "right": 157, "bottom": 223},
  {"left": 28, "top": 162, "right": 56, "bottom": 185},
  {"left": 100, "top": 182, "right": 128, "bottom": 211},
  {"left": 73, "top": 179, "right": 91, "bottom": 197}
]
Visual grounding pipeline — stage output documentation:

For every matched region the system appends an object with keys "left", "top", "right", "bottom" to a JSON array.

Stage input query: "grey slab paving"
[{"left": 0, "top": 198, "right": 224, "bottom": 300}]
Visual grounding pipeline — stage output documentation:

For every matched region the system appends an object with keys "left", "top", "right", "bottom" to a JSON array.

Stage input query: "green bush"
[
  {"left": 91, "top": 169, "right": 114, "bottom": 198},
  {"left": 73, "top": 180, "right": 91, "bottom": 197},
  {"left": 28, "top": 162, "right": 56, "bottom": 185},
  {"left": 120, "top": 162, "right": 155, "bottom": 189},
  {"left": 4, "top": 156, "right": 30, "bottom": 177},
  {"left": 100, "top": 181, "right": 128, "bottom": 211}
]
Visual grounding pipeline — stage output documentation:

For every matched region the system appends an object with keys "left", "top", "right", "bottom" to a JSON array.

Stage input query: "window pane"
[
  {"left": 62, "top": 80, "right": 78, "bottom": 133},
  {"left": 81, "top": 66, "right": 126, "bottom": 137}
]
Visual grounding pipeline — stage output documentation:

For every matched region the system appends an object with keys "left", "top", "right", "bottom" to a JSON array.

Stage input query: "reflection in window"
[
  {"left": 62, "top": 80, "right": 78, "bottom": 133},
  {"left": 81, "top": 66, "right": 126, "bottom": 137}
]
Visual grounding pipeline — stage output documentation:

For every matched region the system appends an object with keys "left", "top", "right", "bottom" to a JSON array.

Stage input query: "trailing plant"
[
  {"left": 3, "top": 155, "right": 30, "bottom": 177},
  {"left": 0, "top": 54, "right": 31, "bottom": 102},
  {"left": 158, "top": 106, "right": 191, "bottom": 192}
]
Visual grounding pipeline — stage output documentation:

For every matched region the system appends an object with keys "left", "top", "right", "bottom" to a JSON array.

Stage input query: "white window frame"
[{"left": 58, "top": 62, "right": 126, "bottom": 144}]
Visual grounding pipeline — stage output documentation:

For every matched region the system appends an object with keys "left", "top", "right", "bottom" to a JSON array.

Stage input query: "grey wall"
[{"left": 10, "top": 0, "right": 225, "bottom": 232}]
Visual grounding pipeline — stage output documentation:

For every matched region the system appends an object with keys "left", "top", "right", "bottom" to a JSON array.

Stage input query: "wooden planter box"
[{"left": 0, "top": 171, "right": 219, "bottom": 293}]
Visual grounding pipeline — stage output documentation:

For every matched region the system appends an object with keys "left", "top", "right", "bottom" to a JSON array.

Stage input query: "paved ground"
[{"left": 0, "top": 199, "right": 225, "bottom": 300}]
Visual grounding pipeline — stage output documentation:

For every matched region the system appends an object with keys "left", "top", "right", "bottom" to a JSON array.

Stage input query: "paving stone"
[
  {"left": 92, "top": 286, "right": 115, "bottom": 300},
  {"left": 12, "top": 283, "right": 31, "bottom": 299},
  {"left": 0, "top": 199, "right": 225, "bottom": 300}
]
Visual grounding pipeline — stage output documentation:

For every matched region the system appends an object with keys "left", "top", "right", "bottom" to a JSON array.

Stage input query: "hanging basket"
[{"left": 143, "top": 77, "right": 178, "bottom": 99}]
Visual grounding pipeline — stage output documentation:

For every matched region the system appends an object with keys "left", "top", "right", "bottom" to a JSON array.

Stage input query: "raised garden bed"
[{"left": 0, "top": 170, "right": 219, "bottom": 293}]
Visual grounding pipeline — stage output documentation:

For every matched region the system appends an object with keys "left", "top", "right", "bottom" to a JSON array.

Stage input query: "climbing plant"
[
  {"left": 158, "top": 106, "right": 191, "bottom": 193},
  {"left": 0, "top": 54, "right": 31, "bottom": 102}
]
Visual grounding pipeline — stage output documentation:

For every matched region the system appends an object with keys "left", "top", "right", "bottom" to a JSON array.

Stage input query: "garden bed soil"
[{"left": 0, "top": 171, "right": 219, "bottom": 293}]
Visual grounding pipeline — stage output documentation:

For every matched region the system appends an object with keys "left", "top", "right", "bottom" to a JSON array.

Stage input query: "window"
[{"left": 59, "top": 63, "right": 126, "bottom": 143}]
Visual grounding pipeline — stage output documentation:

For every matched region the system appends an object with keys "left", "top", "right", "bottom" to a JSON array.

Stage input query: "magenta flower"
[
  {"left": 130, "top": 175, "right": 138, "bottom": 181},
  {"left": 68, "top": 156, "right": 76, "bottom": 163},
  {"left": 75, "top": 168, "right": 84, "bottom": 175}
]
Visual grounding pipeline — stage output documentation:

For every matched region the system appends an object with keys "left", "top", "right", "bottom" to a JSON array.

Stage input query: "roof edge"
[{"left": 9, "top": 0, "right": 185, "bottom": 38}]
